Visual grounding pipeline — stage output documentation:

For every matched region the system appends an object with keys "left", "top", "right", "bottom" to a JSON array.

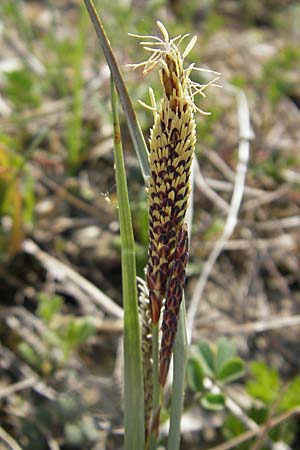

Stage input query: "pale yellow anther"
[
  {"left": 182, "top": 35, "right": 197, "bottom": 59},
  {"left": 156, "top": 21, "right": 169, "bottom": 43}
]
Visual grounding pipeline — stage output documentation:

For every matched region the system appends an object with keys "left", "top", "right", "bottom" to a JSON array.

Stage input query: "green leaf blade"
[
  {"left": 110, "top": 79, "right": 145, "bottom": 450},
  {"left": 201, "top": 392, "right": 226, "bottom": 411},
  {"left": 246, "top": 361, "right": 281, "bottom": 405},
  {"left": 187, "top": 356, "right": 204, "bottom": 392},
  {"left": 84, "top": 0, "right": 149, "bottom": 182},
  {"left": 216, "top": 337, "right": 237, "bottom": 373},
  {"left": 196, "top": 340, "right": 215, "bottom": 377},
  {"left": 279, "top": 377, "right": 300, "bottom": 412},
  {"left": 217, "top": 357, "right": 245, "bottom": 383}
]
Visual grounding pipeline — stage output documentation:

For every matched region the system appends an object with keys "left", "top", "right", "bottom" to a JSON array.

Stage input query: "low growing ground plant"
[{"left": 85, "top": 2, "right": 219, "bottom": 448}]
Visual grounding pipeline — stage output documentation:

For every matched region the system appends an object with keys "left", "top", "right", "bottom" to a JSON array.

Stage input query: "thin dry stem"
[{"left": 187, "top": 86, "right": 251, "bottom": 343}]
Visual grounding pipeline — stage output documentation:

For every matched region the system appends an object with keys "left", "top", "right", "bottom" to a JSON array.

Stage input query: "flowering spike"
[
  {"left": 132, "top": 23, "right": 197, "bottom": 323},
  {"left": 129, "top": 21, "right": 219, "bottom": 383}
]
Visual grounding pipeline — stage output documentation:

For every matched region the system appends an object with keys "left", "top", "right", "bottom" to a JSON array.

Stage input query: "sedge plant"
[{"left": 85, "top": 2, "right": 219, "bottom": 448}]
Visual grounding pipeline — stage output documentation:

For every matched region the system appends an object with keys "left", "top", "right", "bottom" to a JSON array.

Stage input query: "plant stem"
[
  {"left": 152, "top": 322, "right": 160, "bottom": 411},
  {"left": 150, "top": 322, "right": 158, "bottom": 450},
  {"left": 149, "top": 321, "right": 162, "bottom": 450},
  {"left": 167, "top": 299, "right": 188, "bottom": 450},
  {"left": 110, "top": 78, "right": 145, "bottom": 450}
]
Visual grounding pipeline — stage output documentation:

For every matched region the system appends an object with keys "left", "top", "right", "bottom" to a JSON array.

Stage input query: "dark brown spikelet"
[
  {"left": 159, "top": 223, "right": 189, "bottom": 386},
  {"left": 146, "top": 33, "right": 196, "bottom": 324}
]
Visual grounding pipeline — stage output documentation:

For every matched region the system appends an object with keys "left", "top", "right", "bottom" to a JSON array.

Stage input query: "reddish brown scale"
[{"left": 159, "top": 223, "right": 189, "bottom": 386}]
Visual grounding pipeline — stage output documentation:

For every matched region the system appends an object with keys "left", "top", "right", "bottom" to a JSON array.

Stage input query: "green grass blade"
[
  {"left": 110, "top": 78, "right": 145, "bottom": 450},
  {"left": 167, "top": 299, "right": 188, "bottom": 450},
  {"left": 84, "top": 0, "right": 149, "bottom": 182}
]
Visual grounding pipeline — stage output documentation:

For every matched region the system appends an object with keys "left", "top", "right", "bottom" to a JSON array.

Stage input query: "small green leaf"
[
  {"left": 246, "top": 361, "right": 281, "bottom": 404},
  {"left": 5, "top": 69, "right": 41, "bottom": 111},
  {"left": 216, "top": 337, "right": 237, "bottom": 373},
  {"left": 196, "top": 340, "right": 215, "bottom": 376},
  {"left": 37, "top": 293, "right": 63, "bottom": 323},
  {"left": 187, "top": 357, "right": 204, "bottom": 392},
  {"left": 223, "top": 413, "right": 247, "bottom": 437},
  {"left": 201, "top": 392, "right": 226, "bottom": 411},
  {"left": 248, "top": 405, "right": 268, "bottom": 425},
  {"left": 18, "top": 342, "right": 42, "bottom": 370},
  {"left": 59, "top": 318, "right": 95, "bottom": 357},
  {"left": 217, "top": 358, "right": 245, "bottom": 383},
  {"left": 279, "top": 377, "right": 300, "bottom": 411}
]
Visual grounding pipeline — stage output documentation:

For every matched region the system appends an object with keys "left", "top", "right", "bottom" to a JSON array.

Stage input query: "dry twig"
[
  {"left": 207, "top": 407, "right": 300, "bottom": 450},
  {"left": 0, "top": 427, "right": 23, "bottom": 450},
  {"left": 0, "top": 377, "right": 37, "bottom": 401},
  {"left": 197, "top": 314, "right": 300, "bottom": 337},
  {"left": 187, "top": 86, "right": 251, "bottom": 341},
  {"left": 194, "top": 158, "right": 230, "bottom": 213},
  {"left": 23, "top": 239, "right": 123, "bottom": 319}
]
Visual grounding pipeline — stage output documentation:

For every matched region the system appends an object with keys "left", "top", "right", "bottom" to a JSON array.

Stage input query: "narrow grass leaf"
[
  {"left": 84, "top": 0, "right": 149, "bottom": 182},
  {"left": 110, "top": 78, "right": 145, "bottom": 450}
]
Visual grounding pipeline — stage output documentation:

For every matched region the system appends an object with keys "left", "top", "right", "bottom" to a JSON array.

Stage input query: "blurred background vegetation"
[{"left": 0, "top": 0, "right": 300, "bottom": 449}]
